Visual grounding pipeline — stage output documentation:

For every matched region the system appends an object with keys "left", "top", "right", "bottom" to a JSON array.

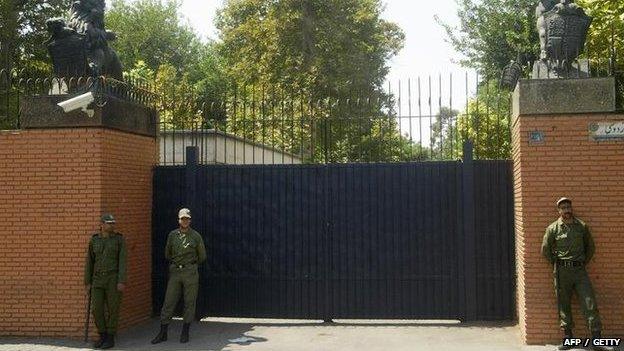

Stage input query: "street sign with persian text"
[{"left": 589, "top": 122, "right": 624, "bottom": 141}]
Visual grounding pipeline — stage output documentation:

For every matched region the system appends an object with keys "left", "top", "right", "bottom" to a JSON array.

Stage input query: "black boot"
[
  {"left": 591, "top": 331, "right": 610, "bottom": 351},
  {"left": 93, "top": 332, "right": 106, "bottom": 349},
  {"left": 557, "top": 328, "right": 574, "bottom": 350},
  {"left": 100, "top": 334, "right": 114, "bottom": 349},
  {"left": 151, "top": 324, "right": 168, "bottom": 344},
  {"left": 180, "top": 323, "right": 190, "bottom": 343}
]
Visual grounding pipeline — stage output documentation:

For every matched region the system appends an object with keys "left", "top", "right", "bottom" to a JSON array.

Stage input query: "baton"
[
  {"left": 84, "top": 286, "right": 91, "bottom": 343},
  {"left": 554, "top": 262, "right": 561, "bottom": 328}
]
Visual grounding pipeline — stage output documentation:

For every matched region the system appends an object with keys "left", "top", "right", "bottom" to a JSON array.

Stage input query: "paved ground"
[{"left": 0, "top": 318, "right": 616, "bottom": 351}]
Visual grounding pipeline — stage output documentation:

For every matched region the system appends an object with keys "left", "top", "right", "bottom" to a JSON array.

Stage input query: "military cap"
[
  {"left": 101, "top": 213, "right": 116, "bottom": 223},
  {"left": 556, "top": 197, "right": 572, "bottom": 207},
  {"left": 178, "top": 208, "right": 192, "bottom": 219}
]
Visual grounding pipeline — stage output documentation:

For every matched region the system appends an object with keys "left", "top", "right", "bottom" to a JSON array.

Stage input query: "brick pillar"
[
  {"left": 512, "top": 78, "right": 624, "bottom": 344},
  {"left": 0, "top": 127, "right": 157, "bottom": 337}
]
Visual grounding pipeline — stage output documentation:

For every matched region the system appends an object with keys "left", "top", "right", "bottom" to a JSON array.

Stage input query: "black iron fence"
[
  {"left": 158, "top": 75, "right": 514, "bottom": 165},
  {"left": 1, "top": 65, "right": 514, "bottom": 162},
  {"left": 152, "top": 37, "right": 621, "bottom": 164},
  {"left": 0, "top": 47, "right": 158, "bottom": 130},
  {"left": 156, "top": 73, "right": 624, "bottom": 165},
  {"left": 2, "top": 40, "right": 622, "bottom": 163}
]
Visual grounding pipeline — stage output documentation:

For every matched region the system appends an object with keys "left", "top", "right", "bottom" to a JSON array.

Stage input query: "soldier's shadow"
[
  {"left": 0, "top": 318, "right": 266, "bottom": 351},
  {"left": 117, "top": 317, "right": 268, "bottom": 351}
]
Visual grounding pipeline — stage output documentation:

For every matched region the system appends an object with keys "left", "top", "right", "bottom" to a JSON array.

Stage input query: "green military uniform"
[
  {"left": 541, "top": 217, "right": 602, "bottom": 333},
  {"left": 160, "top": 227, "right": 206, "bottom": 323},
  {"left": 84, "top": 231, "right": 127, "bottom": 336}
]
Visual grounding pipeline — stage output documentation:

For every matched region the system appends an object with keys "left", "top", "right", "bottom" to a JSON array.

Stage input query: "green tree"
[
  {"left": 215, "top": 0, "right": 412, "bottom": 162},
  {"left": 433, "top": 0, "right": 535, "bottom": 159},
  {"left": 430, "top": 106, "right": 460, "bottom": 159},
  {"left": 578, "top": 0, "right": 624, "bottom": 107},
  {"left": 436, "top": 0, "right": 538, "bottom": 79},
  {"left": 106, "top": 0, "right": 203, "bottom": 74},
  {"left": 123, "top": 60, "right": 205, "bottom": 130},
  {"left": 0, "top": 0, "right": 66, "bottom": 70},
  {"left": 439, "top": 0, "right": 623, "bottom": 78},
  {"left": 454, "top": 80, "right": 512, "bottom": 159},
  {"left": 106, "top": 0, "right": 227, "bottom": 129},
  {"left": 0, "top": 1, "right": 18, "bottom": 61},
  {"left": 1, "top": 0, "right": 66, "bottom": 129},
  {"left": 577, "top": 0, "right": 624, "bottom": 68},
  {"left": 437, "top": 0, "right": 623, "bottom": 159},
  {"left": 216, "top": 0, "right": 403, "bottom": 92}
]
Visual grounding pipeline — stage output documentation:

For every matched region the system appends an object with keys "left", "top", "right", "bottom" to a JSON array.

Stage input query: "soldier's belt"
[
  {"left": 171, "top": 262, "right": 197, "bottom": 269},
  {"left": 94, "top": 270, "right": 118, "bottom": 276},
  {"left": 557, "top": 260, "right": 584, "bottom": 267}
]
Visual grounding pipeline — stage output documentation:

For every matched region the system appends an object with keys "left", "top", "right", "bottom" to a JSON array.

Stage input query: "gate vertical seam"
[
  {"left": 462, "top": 141, "right": 478, "bottom": 321},
  {"left": 184, "top": 146, "right": 199, "bottom": 316}
]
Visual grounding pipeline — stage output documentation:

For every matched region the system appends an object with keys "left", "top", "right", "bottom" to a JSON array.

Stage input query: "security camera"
[{"left": 57, "top": 92, "right": 95, "bottom": 117}]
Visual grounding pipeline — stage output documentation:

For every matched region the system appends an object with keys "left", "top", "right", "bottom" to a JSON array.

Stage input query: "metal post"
[
  {"left": 462, "top": 140, "right": 477, "bottom": 321},
  {"left": 185, "top": 146, "right": 199, "bottom": 205},
  {"left": 184, "top": 145, "right": 201, "bottom": 314}
]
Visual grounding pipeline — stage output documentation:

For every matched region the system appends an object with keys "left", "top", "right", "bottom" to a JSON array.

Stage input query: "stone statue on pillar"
[
  {"left": 533, "top": 0, "right": 592, "bottom": 79},
  {"left": 45, "top": 0, "right": 123, "bottom": 80}
]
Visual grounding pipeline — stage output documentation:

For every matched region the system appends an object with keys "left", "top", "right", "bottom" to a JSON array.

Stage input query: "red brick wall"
[
  {"left": 101, "top": 129, "right": 157, "bottom": 329},
  {"left": 513, "top": 114, "right": 624, "bottom": 344},
  {"left": 0, "top": 128, "right": 156, "bottom": 337}
]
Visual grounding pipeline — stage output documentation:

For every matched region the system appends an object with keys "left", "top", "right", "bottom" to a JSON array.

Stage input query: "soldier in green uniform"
[
  {"left": 541, "top": 198, "right": 608, "bottom": 351},
  {"left": 151, "top": 208, "right": 206, "bottom": 344},
  {"left": 84, "top": 214, "right": 127, "bottom": 349}
]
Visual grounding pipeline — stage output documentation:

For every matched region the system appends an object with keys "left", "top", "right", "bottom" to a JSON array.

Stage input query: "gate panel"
[
  {"left": 474, "top": 160, "right": 515, "bottom": 320},
  {"left": 152, "top": 160, "right": 515, "bottom": 320},
  {"left": 151, "top": 166, "right": 186, "bottom": 315},
  {"left": 325, "top": 163, "right": 461, "bottom": 319},
  {"left": 199, "top": 165, "right": 328, "bottom": 319}
]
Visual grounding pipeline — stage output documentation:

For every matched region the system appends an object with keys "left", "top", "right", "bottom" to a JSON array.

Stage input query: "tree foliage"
[
  {"left": 440, "top": 0, "right": 623, "bottom": 78},
  {"left": 106, "top": 0, "right": 227, "bottom": 128},
  {"left": 1, "top": 0, "right": 66, "bottom": 129},
  {"left": 0, "top": 0, "right": 66, "bottom": 70},
  {"left": 214, "top": 0, "right": 416, "bottom": 162},
  {"left": 577, "top": 0, "right": 624, "bottom": 71},
  {"left": 430, "top": 106, "right": 460, "bottom": 159},
  {"left": 436, "top": 0, "right": 538, "bottom": 79},
  {"left": 454, "top": 80, "right": 512, "bottom": 159},
  {"left": 437, "top": 0, "right": 623, "bottom": 159},
  {"left": 216, "top": 0, "right": 404, "bottom": 93},
  {"left": 107, "top": 0, "right": 202, "bottom": 74}
]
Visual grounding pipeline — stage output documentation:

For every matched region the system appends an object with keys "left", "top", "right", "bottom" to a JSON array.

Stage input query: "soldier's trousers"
[
  {"left": 160, "top": 264, "right": 199, "bottom": 324},
  {"left": 554, "top": 266, "right": 602, "bottom": 332},
  {"left": 91, "top": 272, "right": 122, "bottom": 335}
]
